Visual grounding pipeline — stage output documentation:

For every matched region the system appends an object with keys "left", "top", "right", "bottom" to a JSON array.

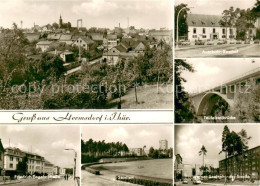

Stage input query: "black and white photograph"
[
  {"left": 81, "top": 125, "right": 173, "bottom": 186},
  {"left": 175, "top": 58, "right": 260, "bottom": 123},
  {"left": 174, "top": 0, "right": 260, "bottom": 58},
  {"left": 174, "top": 124, "right": 260, "bottom": 186},
  {"left": 0, "top": 125, "right": 80, "bottom": 186},
  {"left": 0, "top": 0, "right": 173, "bottom": 110}
]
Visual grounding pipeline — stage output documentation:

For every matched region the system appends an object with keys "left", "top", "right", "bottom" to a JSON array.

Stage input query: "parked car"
[
  {"left": 195, "top": 40, "right": 206, "bottom": 45},
  {"left": 182, "top": 179, "right": 189, "bottom": 184},
  {"left": 244, "top": 39, "right": 251, "bottom": 44},
  {"left": 229, "top": 40, "right": 236, "bottom": 44},
  {"left": 254, "top": 40, "right": 260, "bottom": 44},
  {"left": 180, "top": 40, "right": 191, "bottom": 46},
  {"left": 236, "top": 40, "right": 242, "bottom": 44},
  {"left": 206, "top": 40, "right": 214, "bottom": 45},
  {"left": 217, "top": 40, "right": 227, "bottom": 45}
]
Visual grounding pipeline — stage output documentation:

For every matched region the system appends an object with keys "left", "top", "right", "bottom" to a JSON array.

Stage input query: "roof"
[
  {"left": 37, "top": 41, "right": 53, "bottom": 45},
  {"left": 77, "top": 37, "right": 94, "bottom": 44},
  {"left": 59, "top": 34, "right": 72, "bottom": 41},
  {"left": 25, "top": 33, "right": 40, "bottom": 42},
  {"left": 90, "top": 33, "right": 104, "bottom": 41},
  {"left": 149, "top": 30, "right": 172, "bottom": 36},
  {"left": 107, "top": 34, "right": 117, "bottom": 40},
  {"left": 115, "top": 45, "right": 128, "bottom": 52},
  {"left": 187, "top": 14, "right": 223, "bottom": 27},
  {"left": 47, "top": 33, "right": 61, "bottom": 40}
]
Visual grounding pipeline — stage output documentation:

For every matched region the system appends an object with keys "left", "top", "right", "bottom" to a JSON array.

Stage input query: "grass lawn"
[{"left": 109, "top": 84, "right": 173, "bottom": 109}]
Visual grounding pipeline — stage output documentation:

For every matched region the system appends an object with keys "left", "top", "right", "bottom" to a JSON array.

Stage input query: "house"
[
  {"left": 89, "top": 33, "right": 104, "bottom": 42},
  {"left": 47, "top": 33, "right": 61, "bottom": 41},
  {"left": 4, "top": 147, "right": 45, "bottom": 176},
  {"left": 0, "top": 139, "right": 4, "bottom": 176},
  {"left": 128, "top": 148, "right": 143, "bottom": 156},
  {"left": 59, "top": 168, "right": 66, "bottom": 176},
  {"left": 53, "top": 166, "right": 60, "bottom": 175},
  {"left": 186, "top": 14, "right": 237, "bottom": 42},
  {"left": 72, "top": 37, "right": 94, "bottom": 50},
  {"left": 59, "top": 34, "right": 73, "bottom": 45},
  {"left": 36, "top": 41, "right": 53, "bottom": 52},
  {"left": 44, "top": 160, "right": 54, "bottom": 176},
  {"left": 103, "top": 34, "right": 118, "bottom": 49},
  {"left": 24, "top": 33, "right": 40, "bottom": 43},
  {"left": 148, "top": 29, "right": 172, "bottom": 45},
  {"left": 60, "top": 51, "right": 74, "bottom": 62}
]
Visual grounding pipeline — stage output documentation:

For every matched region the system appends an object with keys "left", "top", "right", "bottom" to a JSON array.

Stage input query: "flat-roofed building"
[{"left": 219, "top": 145, "right": 260, "bottom": 179}]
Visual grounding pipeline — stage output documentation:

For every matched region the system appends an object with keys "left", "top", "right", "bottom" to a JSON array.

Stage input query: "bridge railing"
[{"left": 191, "top": 67, "right": 260, "bottom": 97}]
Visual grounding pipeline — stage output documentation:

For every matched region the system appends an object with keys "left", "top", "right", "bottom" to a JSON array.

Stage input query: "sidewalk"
[
  {"left": 43, "top": 178, "right": 76, "bottom": 186},
  {"left": 203, "top": 180, "right": 260, "bottom": 186},
  {"left": 0, "top": 180, "right": 21, "bottom": 185}
]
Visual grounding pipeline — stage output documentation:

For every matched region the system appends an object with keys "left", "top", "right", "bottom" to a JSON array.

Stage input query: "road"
[
  {"left": 81, "top": 170, "right": 137, "bottom": 186},
  {"left": 175, "top": 44, "right": 260, "bottom": 58},
  {"left": 6, "top": 178, "right": 76, "bottom": 186},
  {"left": 65, "top": 57, "right": 102, "bottom": 76}
]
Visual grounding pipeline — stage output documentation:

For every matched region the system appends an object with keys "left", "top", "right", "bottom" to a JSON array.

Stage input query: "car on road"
[
  {"left": 180, "top": 40, "right": 191, "bottom": 46},
  {"left": 206, "top": 40, "right": 214, "bottom": 45},
  {"left": 236, "top": 40, "right": 242, "bottom": 44},
  {"left": 244, "top": 39, "right": 251, "bottom": 44},
  {"left": 195, "top": 40, "right": 206, "bottom": 45},
  {"left": 182, "top": 179, "right": 189, "bottom": 184},
  {"left": 254, "top": 40, "right": 260, "bottom": 44},
  {"left": 217, "top": 40, "right": 227, "bottom": 45},
  {"left": 229, "top": 40, "right": 236, "bottom": 44},
  {"left": 192, "top": 176, "right": 202, "bottom": 185}
]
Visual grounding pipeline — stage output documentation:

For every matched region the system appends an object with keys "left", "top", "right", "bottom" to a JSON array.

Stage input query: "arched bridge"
[{"left": 190, "top": 67, "right": 260, "bottom": 116}]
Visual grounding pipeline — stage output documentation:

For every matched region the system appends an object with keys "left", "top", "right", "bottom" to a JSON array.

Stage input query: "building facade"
[
  {"left": 219, "top": 146, "right": 260, "bottom": 179},
  {"left": 0, "top": 139, "right": 4, "bottom": 176},
  {"left": 159, "top": 140, "right": 168, "bottom": 150},
  {"left": 129, "top": 148, "right": 143, "bottom": 156},
  {"left": 44, "top": 160, "right": 54, "bottom": 176},
  {"left": 4, "top": 147, "right": 45, "bottom": 175},
  {"left": 187, "top": 14, "right": 237, "bottom": 42}
]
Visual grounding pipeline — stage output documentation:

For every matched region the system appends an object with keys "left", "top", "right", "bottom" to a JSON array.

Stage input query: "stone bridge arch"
[{"left": 197, "top": 92, "right": 235, "bottom": 116}]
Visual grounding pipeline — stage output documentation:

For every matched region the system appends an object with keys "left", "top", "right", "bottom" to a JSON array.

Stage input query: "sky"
[
  {"left": 82, "top": 124, "right": 173, "bottom": 150},
  {"left": 175, "top": 124, "right": 260, "bottom": 168},
  {"left": 0, "top": 0, "right": 173, "bottom": 29},
  {"left": 0, "top": 125, "right": 80, "bottom": 175},
  {"left": 175, "top": 0, "right": 257, "bottom": 15},
  {"left": 181, "top": 59, "right": 260, "bottom": 93}
]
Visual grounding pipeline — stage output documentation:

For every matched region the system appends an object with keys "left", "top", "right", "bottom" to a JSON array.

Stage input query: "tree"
[
  {"left": 16, "top": 157, "right": 28, "bottom": 175},
  {"left": 219, "top": 7, "right": 240, "bottom": 39},
  {"left": 0, "top": 23, "right": 28, "bottom": 91},
  {"left": 175, "top": 4, "right": 190, "bottom": 40},
  {"left": 252, "top": 0, "right": 260, "bottom": 17},
  {"left": 174, "top": 59, "right": 198, "bottom": 123},
  {"left": 52, "top": 22, "right": 59, "bottom": 30},
  {"left": 199, "top": 145, "right": 207, "bottom": 167},
  {"left": 231, "top": 78, "right": 260, "bottom": 122},
  {"left": 175, "top": 154, "right": 183, "bottom": 180}
]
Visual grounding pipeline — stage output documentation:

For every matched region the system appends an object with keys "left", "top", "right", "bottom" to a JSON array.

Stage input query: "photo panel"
[
  {"left": 0, "top": 0, "right": 173, "bottom": 110},
  {"left": 81, "top": 124, "right": 173, "bottom": 186},
  {"left": 174, "top": 124, "right": 260, "bottom": 185},
  {"left": 174, "top": 0, "right": 260, "bottom": 58},
  {"left": 175, "top": 58, "right": 260, "bottom": 123},
  {"left": 0, "top": 125, "right": 80, "bottom": 186}
]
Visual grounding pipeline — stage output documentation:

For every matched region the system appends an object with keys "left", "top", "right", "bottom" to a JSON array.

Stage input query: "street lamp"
[
  {"left": 64, "top": 149, "right": 77, "bottom": 180},
  {"left": 176, "top": 6, "right": 193, "bottom": 48}
]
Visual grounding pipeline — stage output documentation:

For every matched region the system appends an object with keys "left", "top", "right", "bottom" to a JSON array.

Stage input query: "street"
[
  {"left": 175, "top": 44, "right": 260, "bottom": 58},
  {"left": 5, "top": 178, "right": 76, "bottom": 186},
  {"left": 81, "top": 170, "right": 138, "bottom": 186}
]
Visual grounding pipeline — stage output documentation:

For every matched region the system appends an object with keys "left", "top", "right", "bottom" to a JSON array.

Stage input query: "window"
[
  {"left": 16, "top": 157, "right": 19, "bottom": 162},
  {"left": 250, "top": 29, "right": 253, "bottom": 34},
  {"left": 203, "top": 28, "right": 206, "bottom": 34},
  {"left": 10, "top": 156, "right": 13, "bottom": 161},
  {"left": 10, "top": 163, "right": 13, "bottom": 168},
  {"left": 222, "top": 29, "right": 225, "bottom": 34},
  {"left": 83, "top": 44, "right": 86, "bottom": 47},
  {"left": 230, "top": 29, "right": 233, "bottom": 35},
  {"left": 213, "top": 28, "right": 216, "bottom": 33},
  {"left": 202, "top": 35, "right": 206, "bottom": 38},
  {"left": 192, "top": 35, "right": 197, "bottom": 38},
  {"left": 193, "top": 28, "right": 196, "bottom": 34}
]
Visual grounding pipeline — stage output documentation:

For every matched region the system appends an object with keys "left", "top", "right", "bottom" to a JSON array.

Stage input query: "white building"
[
  {"left": 36, "top": 41, "right": 53, "bottom": 52},
  {"left": 128, "top": 148, "right": 143, "bottom": 156},
  {"left": 159, "top": 140, "right": 168, "bottom": 150},
  {"left": 186, "top": 14, "right": 237, "bottom": 42},
  {"left": 72, "top": 37, "right": 94, "bottom": 51}
]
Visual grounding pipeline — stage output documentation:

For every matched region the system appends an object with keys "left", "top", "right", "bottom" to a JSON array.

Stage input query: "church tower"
[{"left": 59, "top": 14, "right": 63, "bottom": 28}]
